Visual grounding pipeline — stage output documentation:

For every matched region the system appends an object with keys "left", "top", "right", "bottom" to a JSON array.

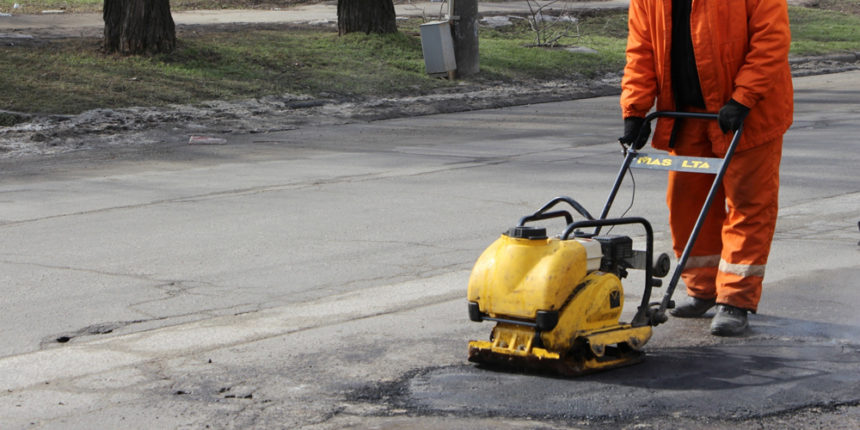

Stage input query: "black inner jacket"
[{"left": 671, "top": 0, "right": 706, "bottom": 109}]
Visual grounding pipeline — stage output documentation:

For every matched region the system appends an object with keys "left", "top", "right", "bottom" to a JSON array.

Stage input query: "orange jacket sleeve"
[
  {"left": 732, "top": 0, "right": 792, "bottom": 109},
  {"left": 621, "top": 0, "right": 659, "bottom": 119}
]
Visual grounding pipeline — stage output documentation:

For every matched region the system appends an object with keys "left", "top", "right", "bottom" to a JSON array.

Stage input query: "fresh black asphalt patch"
[{"left": 350, "top": 341, "right": 859, "bottom": 424}]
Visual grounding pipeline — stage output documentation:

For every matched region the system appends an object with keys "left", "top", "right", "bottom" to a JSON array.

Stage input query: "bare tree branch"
[{"left": 524, "top": 0, "right": 581, "bottom": 47}]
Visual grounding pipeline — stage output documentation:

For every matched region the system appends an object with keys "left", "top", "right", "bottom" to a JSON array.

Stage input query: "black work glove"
[
  {"left": 619, "top": 116, "right": 646, "bottom": 149},
  {"left": 718, "top": 99, "right": 750, "bottom": 133}
]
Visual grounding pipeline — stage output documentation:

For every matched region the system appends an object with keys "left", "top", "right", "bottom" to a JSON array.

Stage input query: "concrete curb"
[{"left": 790, "top": 52, "right": 860, "bottom": 64}]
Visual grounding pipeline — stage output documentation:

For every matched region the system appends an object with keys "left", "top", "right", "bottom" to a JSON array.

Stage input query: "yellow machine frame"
[{"left": 467, "top": 205, "right": 666, "bottom": 375}]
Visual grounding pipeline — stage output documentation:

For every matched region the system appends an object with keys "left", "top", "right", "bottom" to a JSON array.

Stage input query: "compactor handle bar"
[
  {"left": 598, "top": 112, "right": 730, "bottom": 232},
  {"left": 514, "top": 112, "right": 743, "bottom": 326},
  {"left": 517, "top": 196, "right": 595, "bottom": 227},
  {"left": 607, "top": 111, "right": 745, "bottom": 325}
]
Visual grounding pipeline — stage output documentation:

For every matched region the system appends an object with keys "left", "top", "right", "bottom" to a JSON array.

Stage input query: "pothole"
[{"left": 41, "top": 320, "right": 142, "bottom": 347}]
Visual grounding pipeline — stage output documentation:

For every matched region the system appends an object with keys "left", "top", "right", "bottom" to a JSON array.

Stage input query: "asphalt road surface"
[{"left": 0, "top": 71, "right": 858, "bottom": 429}]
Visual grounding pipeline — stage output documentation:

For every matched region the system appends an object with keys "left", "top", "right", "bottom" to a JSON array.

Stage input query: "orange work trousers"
[{"left": 666, "top": 119, "right": 782, "bottom": 312}]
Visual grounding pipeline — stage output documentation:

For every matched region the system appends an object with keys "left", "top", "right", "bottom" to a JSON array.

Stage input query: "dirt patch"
[
  {"left": 0, "top": 74, "right": 623, "bottom": 158},
  {"left": 791, "top": 53, "right": 860, "bottom": 76}
]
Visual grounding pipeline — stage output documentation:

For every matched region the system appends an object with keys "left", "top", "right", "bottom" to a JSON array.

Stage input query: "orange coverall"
[{"left": 620, "top": 0, "right": 793, "bottom": 311}]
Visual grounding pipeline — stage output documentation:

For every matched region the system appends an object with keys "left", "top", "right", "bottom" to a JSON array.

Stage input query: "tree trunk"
[
  {"left": 104, "top": 0, "right": 176, "bottom": 55},
  {"left": 452, "top": 0, "right": 479, "bottom": 76},
  {"left": 337, "top": 0, "right": 398, "bottom": 36}
]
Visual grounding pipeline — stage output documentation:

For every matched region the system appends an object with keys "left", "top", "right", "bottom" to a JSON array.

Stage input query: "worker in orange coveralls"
[{"left": 618, "top": 0, "right": 794, "bottom": 335}]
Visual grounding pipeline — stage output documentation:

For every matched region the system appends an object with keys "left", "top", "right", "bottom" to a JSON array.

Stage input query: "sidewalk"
[{"left": 0, "top": 1, "right": 629, "bottom": 37}]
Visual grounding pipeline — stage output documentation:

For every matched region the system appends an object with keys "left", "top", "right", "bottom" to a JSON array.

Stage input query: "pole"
[{"left": 451, "top": 0, "right": 479, "bottom": 77}]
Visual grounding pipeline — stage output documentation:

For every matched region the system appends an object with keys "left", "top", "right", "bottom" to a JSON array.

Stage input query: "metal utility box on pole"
[
  {"left": 420, "top": 20, "right": 457, "bottom": 79},
  {"left": 419, "top": 0, "right": 478, "bottom": 79}
]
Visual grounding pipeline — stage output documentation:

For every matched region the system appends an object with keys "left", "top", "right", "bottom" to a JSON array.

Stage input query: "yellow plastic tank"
[{"left": 467, "top": 228, "right": 602, "bottom": 320}]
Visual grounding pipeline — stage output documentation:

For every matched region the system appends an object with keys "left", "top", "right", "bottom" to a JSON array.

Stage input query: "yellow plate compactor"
[{"left": 467, "top": 112, "right": 745, "bottom": 376}]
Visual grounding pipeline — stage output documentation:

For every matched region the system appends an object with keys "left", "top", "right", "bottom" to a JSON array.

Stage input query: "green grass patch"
[
  {"left": 480, "top": 38, "right": 623, "bottom": 81},
  {"left": 789, "top": 5, "right": 860, "bottom": 55},
  {"left": 0, "top": 26, "right": 447, "bottom": 115},
  {"left": 475, "top": 16, "right": 626, "bottom": 81},
  {"left": 0, "top": 16, "right": 627, "bottom": 115}
]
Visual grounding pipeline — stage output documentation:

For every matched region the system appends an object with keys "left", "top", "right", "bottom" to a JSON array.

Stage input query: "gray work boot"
[
  {"left": 669, "top": 296, "right": 716, "bottom": 318},
  {"left": 710, "top": 304, "right": 749, "bottom": 336}
]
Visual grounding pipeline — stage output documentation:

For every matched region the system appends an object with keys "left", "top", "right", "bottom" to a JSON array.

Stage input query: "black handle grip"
[
  {"left": 517, "top": 196, "right": 595, "bottom": 228},
  {"left": 518, "top": 210, "right": 574, "bottom": 227}
]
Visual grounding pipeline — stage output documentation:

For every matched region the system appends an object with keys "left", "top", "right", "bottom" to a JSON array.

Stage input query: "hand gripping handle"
[{"left": 624, "top": 112, "right": 723, "bottom": 150}]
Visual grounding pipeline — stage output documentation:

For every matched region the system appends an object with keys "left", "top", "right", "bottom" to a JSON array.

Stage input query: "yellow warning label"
[
  {"left": 635, "top": 155, "right": 713, "bottom": 171},
  {"left": 635, "top": 156, "right": 672, "bottom": 167},
  {"left": 681, "top": 160, "right": 710, "bottom": 169}
]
